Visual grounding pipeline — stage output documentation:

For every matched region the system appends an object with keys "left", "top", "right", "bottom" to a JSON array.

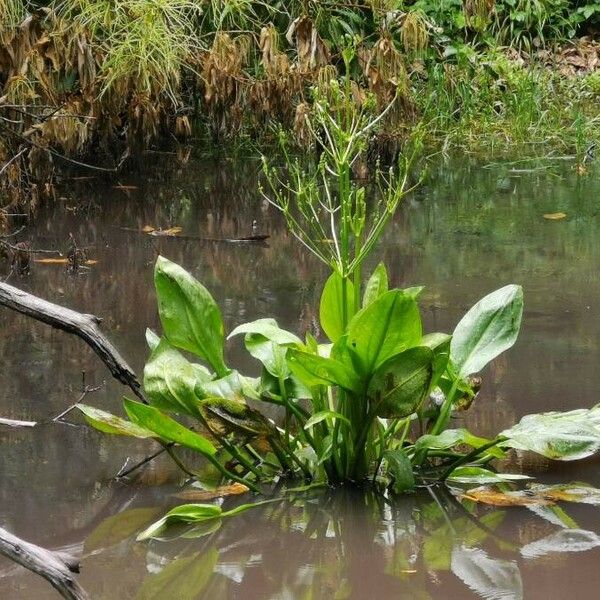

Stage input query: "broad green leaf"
[
  {"left": 368, "top": 346, "right": 433, "bottom": 419},
  {"left": 145, "top": 328, "right": 160, "bottom": 351},
  {"left": 137, "top": 504, "right": 223, "bottom": 540},
  {"left": 319, "top": 272, "right": 355, "bottom": 343},
  {"left": 259, "top": 369, "right": 312, "bottom": 400},
  {"left": 244, "top": 334, "right": 290, "bottom": 379},
  {"left": 77, "top": 404, "right": 154, "bottom": 439},
  {"left": 138, "top": 500, "right": 276, "bottom": 542},
  {"left": 403, "top": 286, "right": 424, "bottom": 299},
  {"left": 227, "top": 318, "right": 301, "bottom": 345},
  {"left": 287, "top": 348, "right": 362, "bottom": 393},
  {"left": 501, "top": 408, "right": 600, "bottom": 461},
  {"left": 304, "top": 410, "right": 350, "bottom": 430},
  {"left": 229, "top": 318, "right": 298, "bottom": 381},
  {"left": 144, "top": 340, "right": 207, "bottom": 417},
  {"left": 123, "top": 398, "right": 216, "bottom": 456},
  {"left": 154, "top": 256, "right": 227, "bottom": 377},
  {"left": 197, "top": 370, "right": 245, "bottom": 401},
  {"left": 362, "top": 262, "right": 388, "bottom": 307},
  {"left": 346, "top": 290, "right": 422, "bottom": 376},
  {"left": 415, "top": 429, "right": 505, "bottom": 458},
  {"left": 451, "top": 285, "right": 523, "bottom": 377},
  {"left": 135, "top": 549, "right": 219, "bottom": 600},
  {"left": 447, "top": 467, "right": 531, "bottom": 485},
  {"left": 386, "top": 448, "right": 415, "bottom": 493}
]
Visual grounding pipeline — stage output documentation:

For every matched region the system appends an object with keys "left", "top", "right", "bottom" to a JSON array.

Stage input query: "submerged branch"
[{"left": 0, "top": 527, "right": 88, "bottom": 600}]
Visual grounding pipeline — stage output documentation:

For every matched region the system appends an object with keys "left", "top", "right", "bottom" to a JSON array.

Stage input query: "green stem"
[
  {"left": 439, "top": 438, "right": 505, "bottom": 482},
  {"left": 204, "top": 453, "right": 261, "bottom": 493}
]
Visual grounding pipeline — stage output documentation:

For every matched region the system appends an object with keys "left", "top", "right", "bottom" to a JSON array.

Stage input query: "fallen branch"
[
  {"left": 0, "top": 527, "right": 88, "bottom": 600},
  {"left": 0, "top": 282, "right": 145, "bottom": 402}
]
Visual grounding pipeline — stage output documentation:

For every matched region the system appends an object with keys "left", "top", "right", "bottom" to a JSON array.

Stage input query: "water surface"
[{"left": 1, "top": 154, "right": 600, "bottom": 599}]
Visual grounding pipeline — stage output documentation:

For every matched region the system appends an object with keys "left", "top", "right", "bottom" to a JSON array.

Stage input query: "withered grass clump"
[{"left": 0, "top": 3, "right": 416, "bottom": 174}]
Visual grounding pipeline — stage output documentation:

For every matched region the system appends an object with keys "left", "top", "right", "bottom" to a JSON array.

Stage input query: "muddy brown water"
[{"left": 2, "top": 155, "right": 600, "bottom": 599}]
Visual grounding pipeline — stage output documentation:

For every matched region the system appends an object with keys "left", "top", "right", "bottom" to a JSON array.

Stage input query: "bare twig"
[{"left": 0, "top": 147, "right": 27, "bottom": 178}]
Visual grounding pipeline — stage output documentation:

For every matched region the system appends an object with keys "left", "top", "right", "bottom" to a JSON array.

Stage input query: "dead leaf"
[
  {"left": 173, "top": 482, "right": 249, "bottom": 501},
  {"left": 528, "top": 483, "right": 600, "bottom": 506},
  {"left": 543, "top": 212, "right": 567, "bottom": 220},
  {"left": 35, "top": 258, "right": 98, "bottom": 265},
  {"left": 149, "top": 227, "right": 182, "bottom": 236},
  {"left": 142, "top": 225, "right": 155, "bottom": 233}
]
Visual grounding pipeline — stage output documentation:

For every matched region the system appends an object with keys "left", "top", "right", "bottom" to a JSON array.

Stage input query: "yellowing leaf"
[
  {"left": 543, "top": 212, "right": 567, "bottom": 220},
  {"left": 149, "top": 227, "right": 183, "bottom": 236},
  {"left": 462, "top": 487, "right": 552, "bottom": 506},
  {"left": 142, "top": 225, "right": 155, "bottom": 233},
  {"left": 173, "top": 482, "right": 250, "bottom": 501}
]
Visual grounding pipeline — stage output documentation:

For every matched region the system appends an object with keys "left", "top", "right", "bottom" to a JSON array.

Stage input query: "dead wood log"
[
  {"left": 0, "top": 282, "right": 145, "bottom": 402},
  {"left": 0, "top": 527, "right": 88, "bottom": 600}
]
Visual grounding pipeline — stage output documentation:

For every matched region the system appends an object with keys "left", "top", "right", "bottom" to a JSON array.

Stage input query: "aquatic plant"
[{"left": 77, "top": 83, "right": 600, "bottom": 497}]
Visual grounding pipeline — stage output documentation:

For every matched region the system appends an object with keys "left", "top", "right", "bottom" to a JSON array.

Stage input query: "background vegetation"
[{"left": 0, "top": 0, "right": 599, "bottom": 211}]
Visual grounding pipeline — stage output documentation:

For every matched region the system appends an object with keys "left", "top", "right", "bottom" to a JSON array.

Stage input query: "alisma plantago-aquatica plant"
[{"left": 77, "top": 74, "right": 600, "bottom": 499}]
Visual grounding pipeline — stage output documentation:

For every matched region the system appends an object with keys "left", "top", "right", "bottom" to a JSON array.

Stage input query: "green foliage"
[
  {"left": 75, "top": 91, "right": 598, "bottom": 496},
  {"left": 154, "top": 256, "right": 228, "bottom": 377},
  {"left": 451, "top": 284, "right": 523, "bottom": 377}
]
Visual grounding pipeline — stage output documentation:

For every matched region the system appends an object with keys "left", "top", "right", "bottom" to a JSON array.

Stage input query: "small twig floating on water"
[
  {"left": 118, "top": 226, "right": 270, "bottom": 243},
  {"left": 0, "top": 417, "right": 37, "bottom": 428},
  {"left": 0, "top": 527, "right": 88, "bottom": 600}
]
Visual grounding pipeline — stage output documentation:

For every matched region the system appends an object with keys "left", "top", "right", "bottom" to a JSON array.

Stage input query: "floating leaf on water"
[
  {"left": 462, "top": 486, "right": 552, "bottom": 506},
  {"left": 150, "top": 227, "right": 183, "bottom": 236},
  {"left": 142, "top": 225, "right": 155, "bottom": 233},
  {"left": 464, "top": 482, "right": 600, "bottom": 508},
  {"left": 137, "top": 504, "right": 224, "bottom": 541},
  {"left": 447, "top": 466, "right": 531, "bottom": 485},
  {"left": 173, "top": 482, "right": 250, "bottom": 501},
  {"left": 520, "top": 529, "right": 600, "bottom": 559},
  {"left": 527, "top": 483, "right": 600, "bottom": 505},
  {"left": 34, "top": 258, "right": 98, "bottom": 265},
  {"left": 543, "top": 212, "right": 567, "bottom": 220},
  {"left": 501, "top": 407, "right": 600, "bottom": 461}
]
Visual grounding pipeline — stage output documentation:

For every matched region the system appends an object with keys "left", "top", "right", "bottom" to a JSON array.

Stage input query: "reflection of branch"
[{"left": 0, "top": 527, "right": 88, "bottom": 600}]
